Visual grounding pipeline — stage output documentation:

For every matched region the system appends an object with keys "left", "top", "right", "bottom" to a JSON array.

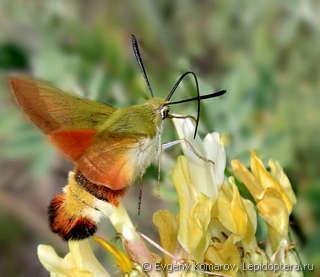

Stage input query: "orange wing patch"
[
  {"left": 49, "top": 129, "right": 96, "bottom": 160},
  {"left": 76, "top": 135, "right": 139, "bottom": 190}
]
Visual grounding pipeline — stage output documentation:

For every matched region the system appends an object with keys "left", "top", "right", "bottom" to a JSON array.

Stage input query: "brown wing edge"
[{"left": 10, "top": 76, "right": 60, "bottom": 133}]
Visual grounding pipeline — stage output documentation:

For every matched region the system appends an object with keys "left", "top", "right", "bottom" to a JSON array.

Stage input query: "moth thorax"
[{"left": 133, "top": 137, "right": 158, "bottom": 179}]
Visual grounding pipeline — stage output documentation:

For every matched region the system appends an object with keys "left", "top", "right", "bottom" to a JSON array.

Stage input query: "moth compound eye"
[{"left": 160, "top": 107, "right": 169, "bottom": 119}]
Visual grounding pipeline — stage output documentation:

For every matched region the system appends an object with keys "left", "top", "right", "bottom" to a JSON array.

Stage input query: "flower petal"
[
  {"left": 172, "top": 155, "right": 197, "bottom": 210},
  {"left": 217, "top": 183, "right": 235, "bottom": 233},
  {"left": 37, "top": 244, "right": 73, "bottom": 276},
  {"left": 172, "top": 118, "right": 204, "bottom": 163},
  {"left": 109, "top": 204, "right": 139, "bottom": 241},
  {"left": 217, "top": 179, "right": 248, "bottom": 238},
  {"left": 173, "top": 119, "right": 214, "bottom": 197},
  {"left": 231, "top": 159, "right": 264, "bottom": 201},
  {"left": 173, "top": 118, "right": 226, "bottom": 200},
  {"left": 68, "top": 240, "right": 110, "bottom": 277},
  {"left": 250, "top": 152, "right": 292, "bottom": 213},
  {"left": 93, "top": 236, "right": 133, "bottom": 273},
  {"left": 269, "top": 159, "right": 296, "bottom": 212},
  {"left": 180, "top": 193, "right": 213, "bottom": 261},
  {"left": 153, "top": 210, "right": 178, "bottom": 264},
  {"left": 230, "top": 182, "right": 248, "bottom": 237},
  {"left": 203, "top": 132, "right": 226, "bottom": 187},
  {"left": 256, "top": 189, "right": 289, "bottom": 248},
  {"left": 172, "top": 156, "right": 213, "bottom": 260},
  {"left": 205, "top": 235, "right": 241, "bottom": 276},
  {"left": 242, "top": 199, "right": 257, "bottom": 245}
]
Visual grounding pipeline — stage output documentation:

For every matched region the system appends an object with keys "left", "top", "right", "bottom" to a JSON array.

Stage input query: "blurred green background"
[{"left": 0, "top": 0, "right": 319, "bottom": 276}]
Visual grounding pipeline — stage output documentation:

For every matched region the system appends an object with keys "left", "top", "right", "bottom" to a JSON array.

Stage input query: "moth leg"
[
  {"left": 167, "top": 113, "right": 197, "bottom": 123},
  {"left": 161, "top": 139, "right": 215, "bottom": 165},
  {"left": 137, "top": 176, "right": 143, "bottom": 215},
  {"left": 156, "top": 151, "right": 162, "bottom": 192}
]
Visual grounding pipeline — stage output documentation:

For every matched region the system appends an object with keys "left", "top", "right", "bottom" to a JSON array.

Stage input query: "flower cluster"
[{"left": 38, "top": 119, "right": 302, "bottom": 276}]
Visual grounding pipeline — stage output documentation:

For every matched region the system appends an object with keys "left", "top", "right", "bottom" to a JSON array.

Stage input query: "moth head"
[{"left": 160, "top": 105, "right": 169, "bottom": 120}]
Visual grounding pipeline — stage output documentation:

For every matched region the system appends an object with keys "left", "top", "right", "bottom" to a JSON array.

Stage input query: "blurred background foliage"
[{"left": 0, "top": 0, "right": 319, "bottom": 276}]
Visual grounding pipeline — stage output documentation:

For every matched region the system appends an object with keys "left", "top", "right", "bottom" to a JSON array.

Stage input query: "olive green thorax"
[{"left": 98, "top": 97, "right": 166, "bottom": 137}]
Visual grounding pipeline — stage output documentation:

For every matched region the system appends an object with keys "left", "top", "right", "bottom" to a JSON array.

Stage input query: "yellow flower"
[
  {"left": 173, "top": 118, "right": 226, "bottom": 201},
  {"left": 93, "top": 236, "right": 133, "bottom": 274},
  {"left": 209, "top": 178, "right": 269, "bottom": 277},
  {"left": 37, "top": 239, "right": 110, "bottom": 277},
  {"left": 216, "top": 177, "right": 257, "bottom": 246},
  {"left": 172, "top": 155, "right": 214, "bottom": 261},
  {"left": 152, "top": 210, "right": 178, "bottom": 264},
  {"left": 205, "top": 235, "right": 241, "bottom": 277},
  {"left": 38, "top": 236, "right": 147, "bottom": 277},
  {"left": 154, "top": 118, "right": 227, "bottom": 263},
  {"left": 231, "top": 151, "right": 296, "bottom": 251}
]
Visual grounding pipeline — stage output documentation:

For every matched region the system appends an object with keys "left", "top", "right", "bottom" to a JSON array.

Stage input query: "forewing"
[
  {"left": 77, "top": 134, "right": 141, "bottom": 190},
  {"left": 11, "top": 76, "right": 115, "bottom": 132},
  {"left": 10, "top": 76, "right": 116, "bottom": 159}
]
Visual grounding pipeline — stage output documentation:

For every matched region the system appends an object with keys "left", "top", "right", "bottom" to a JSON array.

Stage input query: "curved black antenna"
[
  {"left": 166, "top": 71, "right": 201, "bottom": 138},
  {"left": 166, "top": 89, "right": 226, "bottom": 105},
  {"left": 131, "top": 34, "right": 154, "bottom": 97}
]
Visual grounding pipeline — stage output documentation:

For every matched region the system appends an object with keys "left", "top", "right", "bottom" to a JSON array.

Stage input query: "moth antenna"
[
  {"left": 165, "top": 89, "right": 226, "bottom": 105},
  {"left": 166, "top": 71, "right": 201, "bottom": 138},
  {"left": 131, "top": 34, "right": 154, "bottom": 97}
]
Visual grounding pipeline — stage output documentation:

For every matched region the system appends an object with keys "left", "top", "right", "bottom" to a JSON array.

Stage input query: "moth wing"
[
  {"left": 10, "top": 76, "right": 116, "bottom": 160},
  {"left": 76, "top": 133, "right": 142, "bottom": 190}
]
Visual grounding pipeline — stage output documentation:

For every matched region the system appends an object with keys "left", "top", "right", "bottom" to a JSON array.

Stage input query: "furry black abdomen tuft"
[{"left": 48, "top": 194, "right": 97, "bottom": 241}]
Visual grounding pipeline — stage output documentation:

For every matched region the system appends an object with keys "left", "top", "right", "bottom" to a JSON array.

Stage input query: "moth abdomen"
[
  {"left": 48, "top": 194, "right": 97, "bottom": 241},
  {"left": 75, "top": 171, "right": 126, "bottom": 205},
  {"left": 47, "top": 170, "right": 127, "bottom": 241}
]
